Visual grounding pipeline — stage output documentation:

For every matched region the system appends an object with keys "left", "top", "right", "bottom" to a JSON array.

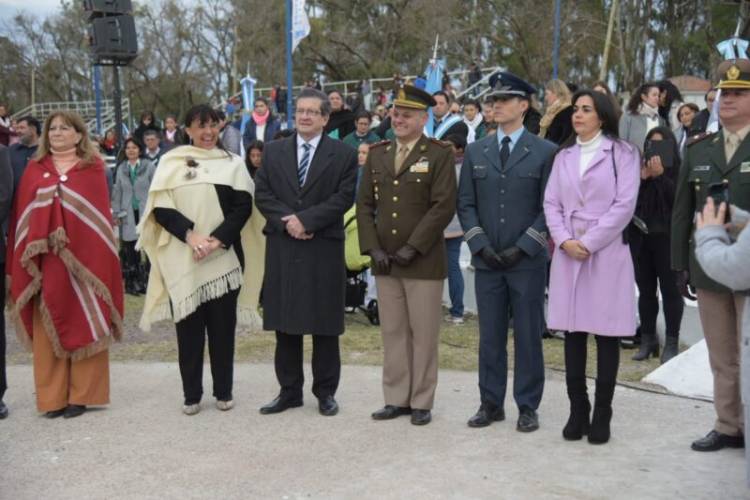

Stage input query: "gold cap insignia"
[
  {"left": 397, "top": 88, "right": 406, "bottom": 101},
  {"left": 728, "top": 65, "right": 741, "bottom": 80}
]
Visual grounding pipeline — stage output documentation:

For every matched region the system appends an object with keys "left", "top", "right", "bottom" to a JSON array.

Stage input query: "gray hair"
[{"left": 297, "top": 88, "right": 331, "bottom": 117}]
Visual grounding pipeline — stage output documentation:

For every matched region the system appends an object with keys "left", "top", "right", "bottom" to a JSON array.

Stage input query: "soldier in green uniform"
[
  {"left": 357, "top": 85, "right": 457, "bottom": 426},
  {"left": 672, "top": 58, "right": 750, "bottom": 452}
]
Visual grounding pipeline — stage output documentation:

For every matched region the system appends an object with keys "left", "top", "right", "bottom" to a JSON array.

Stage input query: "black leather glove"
[
  {"left": 676, "top": 270, "right": 697, "bottom": 301},
  {"left": 369, "top": 249, "right": 391, "bottom": 274},
  {"left": 479, "top": 246, "right": 504, "bottom": 270},
  {"left": 392, "top": 244, "right": 418, "bottom": 266},
  {"left": 498, "top": 246, "right": 525, "bottom": 269}
]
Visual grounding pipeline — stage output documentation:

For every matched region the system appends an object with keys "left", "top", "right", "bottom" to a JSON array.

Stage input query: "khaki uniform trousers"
[
  {"left": 375, "top": 276, "right": 443, "bottom": 410},
  {"left": 32, "top": 303, "right": 110, "bottom": 412},
  {"left": 696, "top": 288, "right": 745, "bottom": 436}
]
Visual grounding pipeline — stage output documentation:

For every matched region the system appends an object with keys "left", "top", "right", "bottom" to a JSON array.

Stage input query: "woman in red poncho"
[{"left": 6, "top": 110, "right": 124, "bottom": 419}]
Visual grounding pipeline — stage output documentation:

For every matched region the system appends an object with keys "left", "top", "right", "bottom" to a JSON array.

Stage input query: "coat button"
[
  {"left": 500, "top": 218, "right": 505, "bottom": 223},
  {"left": 43, "top": 172, "right": 50, "bottom": 178},
  {"left": 500, "top": 204, "right": 504, "bottom": 208},
  {"left": 393, "top": 180, "right": 399, "bottom": 186},
  {"left": 393, "top": 196, "right": 398, "bottom": 202},
  {"left": 500, "top": 189, "right": 505, "bottom": 194},
  {"left": 416, "top": 179, "right": 421, "bottom": 183},
  {"left": 391, "top": 229, "right": 397, "bottom": 235},
  {"left": 501, "top": 174, "right": 506, "bottom": 178},
  {"left": 392, "top": 212, "right": 398, "bottom": 218},
  {"left": 60, "top": 174, "right": 68, "bottom": 182}
]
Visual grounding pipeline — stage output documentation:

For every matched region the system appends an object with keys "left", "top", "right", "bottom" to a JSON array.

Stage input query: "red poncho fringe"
[{"left": 6, "top": 155, "right": 124, "bottom": 360}]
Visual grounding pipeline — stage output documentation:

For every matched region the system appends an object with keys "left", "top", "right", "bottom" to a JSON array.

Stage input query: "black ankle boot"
[
  {"left": 631, "top": 333, "right": 659, "bottom": 361},
  {"left": 563, "top": 378, "right": 590, "bottom": 440},
  {"left": 661, "top": 336, "right": 679, "bottom": 364},
  {"left": 588, "top": 381, "right": 615, "bottom": 444}
]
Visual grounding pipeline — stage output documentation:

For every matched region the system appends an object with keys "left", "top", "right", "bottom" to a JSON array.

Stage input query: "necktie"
[
  {"left": 726, "top": 133, "right": 740, "bottom": 163},
  {"left": 298, "top": 142, "right": 311, "bottom": 186},
  {"left": 395, "top": 144, "right": 410, "bottom": 173},
  {"left": 500, "top": 136, "right": 511, "bottom": 168}
]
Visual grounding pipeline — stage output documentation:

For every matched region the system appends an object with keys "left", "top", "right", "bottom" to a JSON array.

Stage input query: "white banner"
[{"left": 291, "top": 0, "right": 310, "bottom": 52}]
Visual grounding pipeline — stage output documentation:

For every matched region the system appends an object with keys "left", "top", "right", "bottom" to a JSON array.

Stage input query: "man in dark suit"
[
  {"left": 0, "top": 145, "right": 14, "bottom": 418},
  {"left": 431, "top": 91, "right": 469, "bottom": 143},
  {"left": 458, "top": 72, "right": 556, "bottom": 433},
  {"left": 254, "top": 88, "right": 358, "bottom": 417}
]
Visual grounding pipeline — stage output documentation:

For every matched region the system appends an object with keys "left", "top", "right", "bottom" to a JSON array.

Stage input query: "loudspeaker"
[
  {"left": 89, "top": 15, "right": 138, "bottom": 64},
  {"left": 83, "top": 0, "right": 133, "bottom": 19}
]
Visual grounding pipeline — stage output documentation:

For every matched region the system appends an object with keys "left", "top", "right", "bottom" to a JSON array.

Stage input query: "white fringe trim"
[{"left": 171, "top": 268, "right": 244, "bottom": 324}]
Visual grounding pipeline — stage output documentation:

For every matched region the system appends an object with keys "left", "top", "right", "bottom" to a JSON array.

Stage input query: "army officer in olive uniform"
[
  {"left": 672, "top": 58, "right": 750, "bottom": 452},
  {"left": 458, "top": 72, "right": 556, "bottom": 433},
  {"left": 357, "top": 85, "right": 457, "bottom": 426}
]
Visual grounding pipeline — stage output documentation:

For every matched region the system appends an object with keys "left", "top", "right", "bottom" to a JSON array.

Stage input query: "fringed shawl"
[
  {"left": 6, "top": 155, "right": 124, "bottom": 360},
  {"left": 137, "top": 145, "right": 264, "bottom": 331}
]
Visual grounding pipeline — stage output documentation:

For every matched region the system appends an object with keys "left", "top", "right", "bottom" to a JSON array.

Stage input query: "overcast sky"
[{"left": 0, "top": 0, "right": 60, "bottom": 24}]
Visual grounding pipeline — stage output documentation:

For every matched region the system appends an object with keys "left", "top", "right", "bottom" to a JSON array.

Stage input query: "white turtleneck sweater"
[{"left": 577, "top": 130, "right": 603, "bottom": 177}]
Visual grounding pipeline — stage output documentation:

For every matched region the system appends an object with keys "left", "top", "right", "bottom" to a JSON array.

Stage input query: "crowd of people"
[{"left": 0, "top": 58, "right": 749, "bottom": 484}]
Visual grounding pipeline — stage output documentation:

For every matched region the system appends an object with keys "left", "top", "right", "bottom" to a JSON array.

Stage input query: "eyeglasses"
[{"left": 296, "top": 108, "right": 322, "bottom": 117}]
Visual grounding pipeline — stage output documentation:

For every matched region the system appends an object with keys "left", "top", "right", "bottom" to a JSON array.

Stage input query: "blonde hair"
[
  {"left": 34, "top": 110, "right": 101, "bottom": 167},
  {"left": 545, "top": 79, "right": 572, "bottom": 104}
]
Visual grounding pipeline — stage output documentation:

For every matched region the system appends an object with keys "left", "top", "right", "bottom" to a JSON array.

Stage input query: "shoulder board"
[
  {"left": 686, "top": 132, "right": 715, "bottom": 147},
  {"left": 369, "top": 140, "right": 391, "bottom": 149},
  {"left": 429, "top": 138, "right": 452, "bottom": 148}
]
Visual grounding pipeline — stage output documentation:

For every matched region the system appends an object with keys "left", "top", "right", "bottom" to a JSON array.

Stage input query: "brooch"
[{"left": 185, "top": 156, "right": 199, "bottom": 179}]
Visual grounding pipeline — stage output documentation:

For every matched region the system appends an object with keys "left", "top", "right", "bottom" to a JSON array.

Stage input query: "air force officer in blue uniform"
[{"left": 458, "top": 73, "right": 557, "bottom": 432}]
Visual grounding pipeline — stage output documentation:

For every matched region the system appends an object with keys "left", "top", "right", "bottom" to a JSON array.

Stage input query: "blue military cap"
[{"left": 488, "top": 71, "right": 537, "bottom": 100}]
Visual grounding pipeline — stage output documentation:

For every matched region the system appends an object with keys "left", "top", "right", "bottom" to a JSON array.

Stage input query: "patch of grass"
[{"left": 6, "top": 295, "right": 676, "bottom": 385}]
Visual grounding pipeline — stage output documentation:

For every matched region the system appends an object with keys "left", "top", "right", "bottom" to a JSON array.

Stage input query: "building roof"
[{"left": 669, "top": 75, "right": 712, "bottom": 92}]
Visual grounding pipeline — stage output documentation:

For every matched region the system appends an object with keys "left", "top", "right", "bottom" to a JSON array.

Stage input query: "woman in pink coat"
[{"left": 544, "top": 89, "right": 640, "bottom": 445}]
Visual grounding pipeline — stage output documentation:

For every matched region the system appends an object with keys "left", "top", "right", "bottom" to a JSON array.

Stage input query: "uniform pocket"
[{"left": 472, "top": 166, "right": 487, "bottom": 179}]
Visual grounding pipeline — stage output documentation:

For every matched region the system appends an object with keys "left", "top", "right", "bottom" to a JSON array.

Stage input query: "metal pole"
[
  {"left": 94, "top": 65, "right": 103, "bottom": 136},
  {"left": 112, "top": 64, "right": 124, "bottom": 153},
  {"left": 285, "top": 0, "right": 294, "bottom": 129},
  {"left": 599, "top": 0, "right": 619, "bottom": 81},
  {"left": 552, "top": 0, "right": 561, "bottom": 79},
  {"left": 30, "top": 67, "right": 36, "bottom": 110}
]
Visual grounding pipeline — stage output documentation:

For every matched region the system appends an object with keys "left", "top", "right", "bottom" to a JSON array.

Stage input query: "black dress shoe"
[
  {"left": 44, "top": 408, "right": 66, "bottom": 419},
  {"left": 0, "top": 401, "right": 8, "bottom": 419},
  {"left": 371, "top": 405, "right": 411, "bottom": 420},
  {"left": 516, "top": 408, "right": 539, "bottom": 433},
  {"left": 691, "top": 430, "right": 745, "bottom": 452},
  {"left": 259, "top": 396, "right": 303, "bottom": 415},
  {"left": 411, "top": 409, "right": 432, "bottom": 426},
  {"left": 63, "top": 405, "right": 86, "bottom": 419},
  {"left": 467, "top": 404, "right": 505, "bottom": 428},
  {"left": 318, "top": 395, "right": 339, "bottom": 416}
]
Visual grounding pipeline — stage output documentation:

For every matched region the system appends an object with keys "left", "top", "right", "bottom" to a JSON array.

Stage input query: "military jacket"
[
  {"left": 356, "top": 135, "right": 457, "bottom": 279},
  {"left": 457, "top": 130, "right": 556, "bottom": 271},
  {"left": 671, "top": 130, "right": 750, "bottom": 291}
]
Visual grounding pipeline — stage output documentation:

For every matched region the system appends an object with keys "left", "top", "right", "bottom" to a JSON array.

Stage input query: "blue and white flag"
[
  {"left": 708, "top": 36, "right": 750, "bottom": 133},
  {"left": 424, "top": 58, "right": 445, "bottom": 137},
  {"left": 292, "top": 0, "right": 310, "bottom": 52},
  {"left": 239, "top": 75, "right": 257, "bottom": 138}
]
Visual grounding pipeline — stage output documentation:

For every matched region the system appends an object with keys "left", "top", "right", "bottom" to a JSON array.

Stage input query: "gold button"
[
  {"left": 374, "top": 186, "right": 379, "bottom": 192},
  {"left": 416, "top": 179, "right": 421, "bottom": 183},
  {"left": 392, "top": 212, "right": 398, "bottom": 218},
  {"left": 391, "top": 229, "right": 397, "bottom": 235},
  {"left": 393, "top": 196, "right": 398, "bottom": 202},
  {"left": 393, "top": 180, "right": 399, "bottom": 186}
]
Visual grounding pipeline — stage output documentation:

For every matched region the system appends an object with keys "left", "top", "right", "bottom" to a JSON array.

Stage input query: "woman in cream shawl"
[{"left": 137, "top": 105, "right": 264, "bottom": 416}]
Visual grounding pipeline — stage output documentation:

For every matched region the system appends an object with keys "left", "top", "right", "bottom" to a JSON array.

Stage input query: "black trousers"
[
  {"left": 274, "top": 331, "right": 340, "bottom": 400},
  {"left": 564, "top": 332, "right": 619, "bottom": 388},
  {"left": 121, "top": 240, "right": 139, "bottom": 271},
  {"left": 631, "top": 232, "right": 684, "bottom": 338},
  {"left": 0, "top": 275, "right": 6, "bottom": 400},
  {"left": 175, "top": 289, "right": 239, "bottom": 405}
]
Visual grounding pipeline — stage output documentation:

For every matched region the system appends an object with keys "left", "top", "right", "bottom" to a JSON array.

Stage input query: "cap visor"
[{"left": 393, "top": 99, "right": 428, "bottom": 110}]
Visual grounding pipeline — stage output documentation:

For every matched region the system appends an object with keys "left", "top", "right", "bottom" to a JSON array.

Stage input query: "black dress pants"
[
  {"left": 632, "top": 232, "right": 684, "bottom": 338},
  {"left": 0, "top": 276, "right": 6, "bottom": 400},
  {"left": 274, "top": 331, "right": 340, "bottom": 401},
  {"left": 175, "top": 289, "right": 239, "bottom": 405}
]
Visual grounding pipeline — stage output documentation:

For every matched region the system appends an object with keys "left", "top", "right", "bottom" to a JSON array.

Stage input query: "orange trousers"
[{"left": 32, "top": 303, "right": 110, "bottom": 412}]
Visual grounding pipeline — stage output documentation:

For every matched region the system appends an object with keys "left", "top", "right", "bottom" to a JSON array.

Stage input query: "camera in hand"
[
  {"left": 644, "top": 140, "right": 674, "bottom": 168},
  {"left": 707, "top": 181, "right": 731, "bottom": 222}
]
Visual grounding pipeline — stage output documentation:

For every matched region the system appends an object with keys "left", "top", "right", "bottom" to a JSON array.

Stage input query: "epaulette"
[
  {"left": 686, "top": 132, "right": 716, "bottom": 147},
  {"left": 369, "top": 140, "right": 391, "bottom": 149},
  {"left": 429, "top": 138, "right": 452, "bottom": 148}
]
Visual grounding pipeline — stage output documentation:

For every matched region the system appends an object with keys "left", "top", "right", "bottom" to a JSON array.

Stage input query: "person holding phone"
[
  {"left": 629, "top": 127, "right": 684, "bottom": 363},
  {"left": 672, "top": 58, "right": 750, "bottom": 452}
]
